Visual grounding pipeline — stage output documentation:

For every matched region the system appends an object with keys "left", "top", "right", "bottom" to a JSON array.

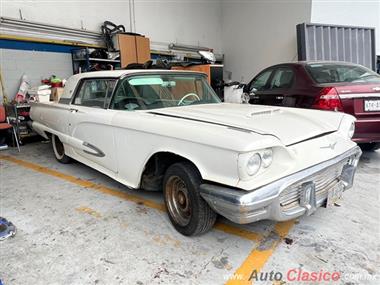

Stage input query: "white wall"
[
  {"left": 1, "top": 1, "right": 131, "bottom": 35},
  {"left": 133, "top": 0, "right": 222, "bottom": 53},
  {"left": 221, "top": 0, "right": 312, "bottom": 82},
  {"left": 1, "top": 0, "right": 223, "bottom": 52},
  {"left": 0, "top": 0, "right": 223, "bottom": 100},
  {"left": 0, "top": 49, "right": 72, "bottom": 102},
  {"left": 0, "top": 1, "right": 129, "bottom": 100},
  {"left": 311, "top": 0, "right": 380, "bottom": 55}
]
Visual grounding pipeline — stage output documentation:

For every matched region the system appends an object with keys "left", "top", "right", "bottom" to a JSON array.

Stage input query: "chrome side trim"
[
  {"left": 199, "top": 146, "right": 362, "bottom": 224},
  {"left": 83, "top": 142, "right": 105, "bottom": 157},
  {"left": 339, "top": 93, "right": 380, "bottom": 99}
]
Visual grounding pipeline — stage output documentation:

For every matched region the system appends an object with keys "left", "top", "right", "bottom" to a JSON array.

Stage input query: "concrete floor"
[{"left": 0, "top": 142, "right": 379, "bottom": 285}]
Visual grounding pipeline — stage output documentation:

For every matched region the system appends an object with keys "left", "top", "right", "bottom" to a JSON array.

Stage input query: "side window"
[
  {"left": 269, "top": 67, "right": 294, "bottom": 89},
  {"left": 111, "top": 80, "right": 141, "bottom": 111},
  {"left": 73, "top": 79, "right": 116, "bottom": 108},
  {"left": 250, "top": 70, "right": 272, "bottom": 91}
]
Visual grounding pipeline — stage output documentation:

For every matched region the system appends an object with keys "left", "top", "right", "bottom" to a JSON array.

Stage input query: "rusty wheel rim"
[{"left": 165, "top": 176, "right": 191, "bottom": 226}]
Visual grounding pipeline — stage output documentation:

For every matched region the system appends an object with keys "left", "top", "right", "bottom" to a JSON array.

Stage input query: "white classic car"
[{"left": 31, "top": 70, "right": 362, "bottom": 236}]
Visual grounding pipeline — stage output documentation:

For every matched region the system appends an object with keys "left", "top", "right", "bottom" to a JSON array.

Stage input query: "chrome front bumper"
[{"left": 199, "top": 146, "right": 362, "bottom": 224}]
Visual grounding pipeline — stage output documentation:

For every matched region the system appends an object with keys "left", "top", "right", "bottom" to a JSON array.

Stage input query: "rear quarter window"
[{"left": 305, "top": 63, "right": 380, "bottom": 84}]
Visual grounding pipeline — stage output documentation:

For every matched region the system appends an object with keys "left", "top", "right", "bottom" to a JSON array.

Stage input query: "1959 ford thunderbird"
[{"left": 31, "top": 70, "right": 362, "bottom": 236}]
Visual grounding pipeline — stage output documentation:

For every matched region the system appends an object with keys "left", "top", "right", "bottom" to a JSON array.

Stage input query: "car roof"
[
  {"left": 70, "top": 69, "right": 205, "bottom": 79},
  {"left": 271, "top": 61, "right": 364, "bottom": 67},
  {"left": 60, "top": 69, "right": 208, "bottom": 100}
]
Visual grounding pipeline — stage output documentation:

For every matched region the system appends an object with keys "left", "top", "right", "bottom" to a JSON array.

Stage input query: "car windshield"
[
  {"left": 306, "top": 63, "right": 380, "bottom": 84},
  {"left": 111, "top": 73, "right": 221, "bottom": 111}
]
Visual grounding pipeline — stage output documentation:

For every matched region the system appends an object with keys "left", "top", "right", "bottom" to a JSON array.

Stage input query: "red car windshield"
[{"left": 306, "top": 63, "right": 380, "bottom": 84}]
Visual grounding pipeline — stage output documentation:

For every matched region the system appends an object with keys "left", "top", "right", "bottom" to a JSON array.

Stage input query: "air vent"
[{"left": 248, "top": 109, "right": 281, "bottom": 117}]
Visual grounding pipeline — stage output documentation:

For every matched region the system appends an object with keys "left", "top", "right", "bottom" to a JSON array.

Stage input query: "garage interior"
[{"left": 0, "top": 0, "right": 379, "bottom": 285}]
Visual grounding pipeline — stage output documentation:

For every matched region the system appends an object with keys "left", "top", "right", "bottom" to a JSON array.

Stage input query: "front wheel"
[
  {"left": 163, "top": 162, "right": 217, "bottom": 236},
  {"left": 52, "top": 134, "right": 71, "bottom": 164}
]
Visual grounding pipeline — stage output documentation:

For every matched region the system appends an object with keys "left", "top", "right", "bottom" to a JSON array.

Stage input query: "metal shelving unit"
[{"left": 71, "top": 48, "right": 121, "bottom": 74}]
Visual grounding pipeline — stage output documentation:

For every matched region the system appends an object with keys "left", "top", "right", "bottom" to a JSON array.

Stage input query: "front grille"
[{"left": 279, "top": 158, "right": 350, "bottom": 211}]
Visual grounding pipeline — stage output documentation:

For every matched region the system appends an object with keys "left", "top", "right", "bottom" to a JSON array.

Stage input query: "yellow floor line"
[
  {"left": 214, "top": 222, "right": 262, "bottom": 242},
  {"left": 76, "top": 206, "right": 102, "bottom": 218},
  {"left": 0, "top": 155, "right": 262, "bottom": 242},
  {"left": 225, "top": 220, "right": 295, "bottom": 285}
]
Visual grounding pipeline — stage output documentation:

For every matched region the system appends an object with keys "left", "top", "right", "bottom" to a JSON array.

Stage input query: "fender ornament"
[{"left": 320, "top": 142, "right": 337, "bottom": 150}]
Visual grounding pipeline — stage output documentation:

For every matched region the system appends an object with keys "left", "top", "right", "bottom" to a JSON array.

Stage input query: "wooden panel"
[
  {"left": 118, "top": 34, "right": 137, "bottom": 68},
  {"left": 136, "top": 36, "right": 151, "bottom": 64}
]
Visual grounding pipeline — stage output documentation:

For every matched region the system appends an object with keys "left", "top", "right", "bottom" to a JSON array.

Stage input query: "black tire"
[
  {"left": 52, "top": 134, "right": 71, "bottom": 164},
  {"left": 359, "top": 143, "right": 380, "bottom": 152},
  {"left": 163, "top": 162, "right": 217, "bottom": 236}
]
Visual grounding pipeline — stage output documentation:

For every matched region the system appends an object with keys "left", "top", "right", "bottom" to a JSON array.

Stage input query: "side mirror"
[{"left": 250, "top": 87, "right": 258, "bottom": 94}]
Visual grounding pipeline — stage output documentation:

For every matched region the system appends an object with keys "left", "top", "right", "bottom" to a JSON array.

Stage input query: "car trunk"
[{"left": 333, "top": 84, "right": 380, "bottom": 117}]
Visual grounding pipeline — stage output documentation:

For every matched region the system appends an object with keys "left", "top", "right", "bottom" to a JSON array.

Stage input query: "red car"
[{"left": 245, "top": 61, "right": 380, "bottom": 150}]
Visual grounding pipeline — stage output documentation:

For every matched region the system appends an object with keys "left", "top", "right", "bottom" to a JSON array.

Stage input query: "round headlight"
[
  {"left": 247, "top": 153, "right": 261, "bottom": 176},
  {"left": 348, "top": 122, "right": 355, "bottom": 139},
  {"left": 262, "top": 148, "right": 273, "bottom": 168}
]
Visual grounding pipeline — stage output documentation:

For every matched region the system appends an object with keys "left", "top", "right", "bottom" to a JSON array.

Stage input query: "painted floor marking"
[
  {"left": 0, "top": 155, "right": 264, "bottom": 242},
  {"left": 225, "top": 221, "right": 295, "bottom": 285},
  {"left": 1, "top": 154, "right": 295, "bottom": 284}
]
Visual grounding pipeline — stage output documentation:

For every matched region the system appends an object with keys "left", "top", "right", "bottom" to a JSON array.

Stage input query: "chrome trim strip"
[
  {"left": 149, "top": 111, "right": 270, "bottom": 137},
  {"left": 83, "top": 142, "right": 105, "bottom": 157},
  {"left": 339, "top": 93, "right": 380, "bottom": 99},
  {"left": 199, "top": 146, "right": 362, "bottom": 224},
  {"left": 356, "top": 119, "right": 380, "bottom": 123}
]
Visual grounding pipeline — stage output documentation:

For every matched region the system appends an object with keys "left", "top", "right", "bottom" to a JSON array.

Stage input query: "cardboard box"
[{"left": 50, "top": 87, "right": 64, "bottom": 102}]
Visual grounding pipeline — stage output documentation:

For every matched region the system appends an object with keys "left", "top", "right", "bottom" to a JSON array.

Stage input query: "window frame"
[
  {"left": 247, "top": 68, "right": 274, "bottom": 92},
  {"left": 267, "top": 66, "right": 295, "bottom": 90},
  {"left": 108, "top": 72, "right": 218, "bottom": 111},
  {"left": 305, "top": 63, "right": 380, "bottom": 84},
  {"left": 71, "top": 77, "right": 119, "bottom": 109}
]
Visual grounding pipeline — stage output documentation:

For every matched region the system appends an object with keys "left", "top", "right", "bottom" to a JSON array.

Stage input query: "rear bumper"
[
  {"left": 353, "top": 117, "right": 380, "bottom": 143},
  {"left": 199, "top": 146, "right": 362, "bottom": 224}
]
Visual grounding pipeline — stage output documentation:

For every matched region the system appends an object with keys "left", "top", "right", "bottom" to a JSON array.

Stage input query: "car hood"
[{"left": 150, "top": 103, "right": 344, "bottom": 146}]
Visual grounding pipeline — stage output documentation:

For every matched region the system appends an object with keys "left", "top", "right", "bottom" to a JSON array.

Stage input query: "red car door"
[
  {"left": 246, "top": 68, "right": 274, "bottom": 104},
  {"left": 263, "top": 66, "right": 296, "bottom": 106}
]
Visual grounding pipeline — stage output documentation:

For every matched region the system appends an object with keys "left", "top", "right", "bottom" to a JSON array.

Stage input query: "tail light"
[{"left": 312, "top": 87, "right": 343, "bottom": 111}]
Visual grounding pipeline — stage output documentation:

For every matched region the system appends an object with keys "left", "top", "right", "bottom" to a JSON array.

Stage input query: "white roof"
[
  {"left": 61, "top": 69, "right": 206, "bottom": 100},
  {"left": 71, "top": 69, "right": 203, "bottom": 79}
]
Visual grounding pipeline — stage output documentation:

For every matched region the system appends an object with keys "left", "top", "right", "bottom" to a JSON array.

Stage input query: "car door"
[
  {"left": 67, "top": 78, "right": 118, "bottom": 173},
  {"left": 262, "top": 66, "right": 295, "bottom": 106},
  {"left": 246, "top": 68, "right": 274, "bottom": 105},
  {"left": 108, "top": 77, "right": 148, "bottom": 186}
]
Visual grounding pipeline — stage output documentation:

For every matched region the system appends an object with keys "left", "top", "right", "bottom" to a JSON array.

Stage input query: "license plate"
[
  {"left": 326, "top": 182, "right": 344, "bottom": 207},
  {"left": 364, "top": 100, "right": 380, "bottom": 112}
]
